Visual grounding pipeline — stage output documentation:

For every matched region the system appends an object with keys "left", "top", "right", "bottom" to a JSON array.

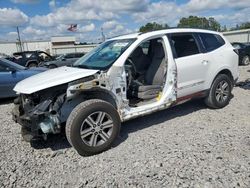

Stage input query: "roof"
[
  {"left": 112, "top": 28, "right": 220, "bottom": 40},
  {"left": 223, "top": 29, "right": 250, "bottom": 35},
  {"left": 51, "top": 36, "right": 76, "bottom": 43}
]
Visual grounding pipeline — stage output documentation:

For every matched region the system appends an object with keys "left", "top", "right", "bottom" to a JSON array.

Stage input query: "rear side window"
[
  {"left": 75, "top": 53, "right": 85, "bottom": 58},
  {"left": 199, "top": 33, "right": 225, "bottom": 52},
  {"left": 65, "top": 54, "right": 75, "bottom": 59},
  {"left": 170, "top": 34, "right": 200, "bottom": 58}
]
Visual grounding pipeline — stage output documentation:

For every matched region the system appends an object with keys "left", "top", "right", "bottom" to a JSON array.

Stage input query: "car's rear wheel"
[
  {"left": 66, "top": 99, "right": 121, "bottom": 156},
  {"left": 28, "top": 62, "right": 37, "bottom": 68},
  {"left": 242, "top": 55, "right": 250, "bottom": 65},
  {"left": 205, "top": 74, "right": 232, "bottom": 109}
]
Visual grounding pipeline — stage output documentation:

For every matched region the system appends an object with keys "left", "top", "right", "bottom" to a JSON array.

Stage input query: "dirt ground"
[{"left": 0, "top": 65, "right": 249, "bottom": 188}]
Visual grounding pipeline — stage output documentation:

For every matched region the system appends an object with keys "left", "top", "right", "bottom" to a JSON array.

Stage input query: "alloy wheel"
[
  {"left": 80, "top": 111, "right": 114, "bottom": 147},
  {"left": 215, "top": 80, "right": 230, "bottom": 103}
]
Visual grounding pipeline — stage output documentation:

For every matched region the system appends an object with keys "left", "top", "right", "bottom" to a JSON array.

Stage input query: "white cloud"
[
  {"left": 29, "top": 0, "right": 148, "bottom": 28},
  {"left": 78, "top": 23, "right": 95, "bottom": 32},
  {"left": 49, "top": 0, "right": 56, "bottom": 9},
  {"left": 132, "top": 1, "right": 183, "bottom": 25},
  {"left": 2, "top": 0, "right": 250, "bottom": 42},
  {"left": 23, "top": 26, "right": 46, "bottom": 35},
  {"left": 102, "top": 20, "right": 118, "bottom": 30},
  {"left": 0, "top": 8, "right": 29, "bottom": 26},
  {"left": 186, "top": 0, "right": 250, "bottom": 12}
]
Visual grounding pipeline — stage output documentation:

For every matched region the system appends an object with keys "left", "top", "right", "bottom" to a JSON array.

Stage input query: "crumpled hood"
[{"left": 14, "top": 66, "right": 99, "bottom": 94}]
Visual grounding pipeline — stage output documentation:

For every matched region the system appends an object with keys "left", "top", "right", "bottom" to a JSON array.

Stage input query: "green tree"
[
  {"left": 177, "top": 16, "right": 221, "bottom": 31},
  {"left": 139, "top": 22, "right": 169, "bottom": 33},
  {"left": 229, "top": 22, "right": 250, "bottom": 31},
  {"left": 239, "top": 22, "right": 250, "bottom": 29}
]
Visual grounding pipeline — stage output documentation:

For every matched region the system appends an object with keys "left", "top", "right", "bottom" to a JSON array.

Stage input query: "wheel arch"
[
  {"left": 26, "top": 60, "right": 38, "bottom": 67},
  {"left": 207, "top": 68, "right": 234, "bottom": 89},
  {"left": 81, "top": 88, "right": 118, "bottom": 110}
]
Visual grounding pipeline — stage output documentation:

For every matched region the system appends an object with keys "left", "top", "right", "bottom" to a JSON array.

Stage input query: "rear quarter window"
[{"left": 199, "top": 33, "right": 225, "bottom": 52}]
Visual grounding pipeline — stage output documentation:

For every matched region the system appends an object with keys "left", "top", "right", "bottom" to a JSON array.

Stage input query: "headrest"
[
  {"left": 153, "top": 42, "right": 165, "bottom": 59},
  {"left": 131, "top": 46, "right": 144, "bottom": 58}
]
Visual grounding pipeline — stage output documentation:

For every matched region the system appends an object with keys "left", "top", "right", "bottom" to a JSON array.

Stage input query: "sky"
[{"left": 0, "top": 0, "right": 250, "bottom": 42}]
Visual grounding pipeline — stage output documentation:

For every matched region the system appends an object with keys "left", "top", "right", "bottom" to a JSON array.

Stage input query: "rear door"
[{"left": 168, "top": 33, "right": 210, "bottom": 98}]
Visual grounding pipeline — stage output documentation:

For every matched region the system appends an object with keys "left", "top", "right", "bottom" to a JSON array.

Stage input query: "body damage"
[{"left": 12, "top": 63, "right": 177, "bottom": 139}]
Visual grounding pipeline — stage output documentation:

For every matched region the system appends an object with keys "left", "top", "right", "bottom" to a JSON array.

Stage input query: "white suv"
[{"left": 12, "top": 29, "right": 239, "bottom": 156}]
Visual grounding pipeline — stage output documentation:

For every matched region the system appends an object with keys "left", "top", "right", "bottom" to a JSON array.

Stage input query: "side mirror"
[{"left": 6, "top": 67, "right": 16, "bottom": 73}]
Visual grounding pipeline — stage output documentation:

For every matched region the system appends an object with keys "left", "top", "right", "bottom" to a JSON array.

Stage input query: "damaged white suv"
[{"left": 12, "top": 29, "right": 239, "bottom": 156}]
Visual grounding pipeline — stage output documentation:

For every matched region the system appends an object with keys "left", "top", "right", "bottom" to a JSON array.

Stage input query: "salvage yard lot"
[{"left": 0, "top": 66, "right": 250, "bottom": 187}]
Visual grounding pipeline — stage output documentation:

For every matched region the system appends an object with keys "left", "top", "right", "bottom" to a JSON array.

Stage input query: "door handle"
[{"left": 202, "top": 60, "right": 209, "bottom": 65}]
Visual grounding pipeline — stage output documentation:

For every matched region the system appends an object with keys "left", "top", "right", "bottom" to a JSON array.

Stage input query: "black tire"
[
  {"left": 28, "top": 62, "right": 38, "bottom": 68},
  {"left": 66, "top": 99, "right": 121, "bottom": 156},
  {"left": 48, "top": 64, "right": 57, "bottom": 69},
  {"left": 241, "top": 55, "right": 250, "bottom": 66},
  {"left": 205, "top": 74, "right": 232, "bottom": 109}
]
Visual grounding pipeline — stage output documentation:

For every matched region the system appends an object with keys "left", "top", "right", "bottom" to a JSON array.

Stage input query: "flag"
[{"left": 68, "top": 24, "right": 77, "bottom": 32}]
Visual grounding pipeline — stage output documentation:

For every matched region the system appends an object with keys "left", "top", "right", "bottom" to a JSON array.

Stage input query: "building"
[
  {"left": 51, "top": 36, "right": 96, "bottom": 55},
  {"left": 223, "top": 29, "right": 250, "bottom": 43},
  {"left": 0, "top": 36, "right": 96, "bottom": 56}
]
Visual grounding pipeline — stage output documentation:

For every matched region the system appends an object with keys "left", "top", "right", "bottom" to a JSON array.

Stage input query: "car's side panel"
[
  {"left": 0, "top": 71, "right": 23, "bottom": 98},
  {"left": 175, "top": 53, "right": 210, "bottom": 98},
  {"left": 202, "top": 45, "right": 238, "bottom": 90}
]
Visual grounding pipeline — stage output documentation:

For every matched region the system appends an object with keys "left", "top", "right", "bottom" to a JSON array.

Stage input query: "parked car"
[
  {"left": 231, "top": 42, "right": 250, "bottom": 65},
  {"left": 8, "top": 51, "right": 54, "bottom": 68},
  {"left": 12, "top": 29, "right": 239, "bottom": 156},
  {"left": 0, "top": 58, "right": 46, "bottom": 99},
  {"left": 40, "top": 52, "right": 85, "bottom": 68}
]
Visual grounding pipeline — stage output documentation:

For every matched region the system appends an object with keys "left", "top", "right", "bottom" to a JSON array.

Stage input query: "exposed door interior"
[{"left": 124, "top": 38, "right": 167, "bottom": 107}]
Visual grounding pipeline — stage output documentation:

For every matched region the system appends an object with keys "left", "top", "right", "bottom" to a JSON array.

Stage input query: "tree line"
[{"left": 139, "top": 16, "right": 250, "bottom": 33}]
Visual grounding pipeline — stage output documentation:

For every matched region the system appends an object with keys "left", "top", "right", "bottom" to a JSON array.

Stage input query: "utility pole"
[{"left": 16, "top": 26, "right": 23, "bottom": 52}]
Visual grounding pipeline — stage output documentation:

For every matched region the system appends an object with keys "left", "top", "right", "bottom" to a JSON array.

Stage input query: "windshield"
[
  {"left": 0, "top": 58, "right": 25, "bottom": 70},
  {"left": 73, "top": 39, "right": 135, "bottom": 70},
  {"left": 56, "top": 54, "right": 64, "bottom": 60}
]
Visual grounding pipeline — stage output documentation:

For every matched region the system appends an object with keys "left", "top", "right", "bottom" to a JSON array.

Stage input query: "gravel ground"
[{"left": 0, "top": 66, "right": 249, "bottom": 188}]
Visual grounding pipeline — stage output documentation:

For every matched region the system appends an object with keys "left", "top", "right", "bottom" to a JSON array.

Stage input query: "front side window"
[
  {"left": 73, "top": 39, "right": 135, "bottom": 70},
  {"left": 199, "top": 33, "right": 225, "bottom": 52},
  {"left": 25, "top": 53, "right": 33, "bottom": 58},
  {"left": 0, "top": 61, "right": 7, "bottom": 72},
  {"left": 170, "top": 34, "right": 200, "bottom": 58}
]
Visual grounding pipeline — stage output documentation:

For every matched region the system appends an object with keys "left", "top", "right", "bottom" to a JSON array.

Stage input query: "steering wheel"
[{"left": 125, "top": 58, "right": 137, "bottom": 85}]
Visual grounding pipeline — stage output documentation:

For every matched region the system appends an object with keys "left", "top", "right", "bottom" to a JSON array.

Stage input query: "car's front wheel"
[
  {"left": 66, "top": 99, "right": 121, "bottom": 156},
  {"left": 242, "top": 55, "right": 250, "bottom": 66},
  {"left": 205, "top": 74, "right": 232, "bottom": 109}
]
